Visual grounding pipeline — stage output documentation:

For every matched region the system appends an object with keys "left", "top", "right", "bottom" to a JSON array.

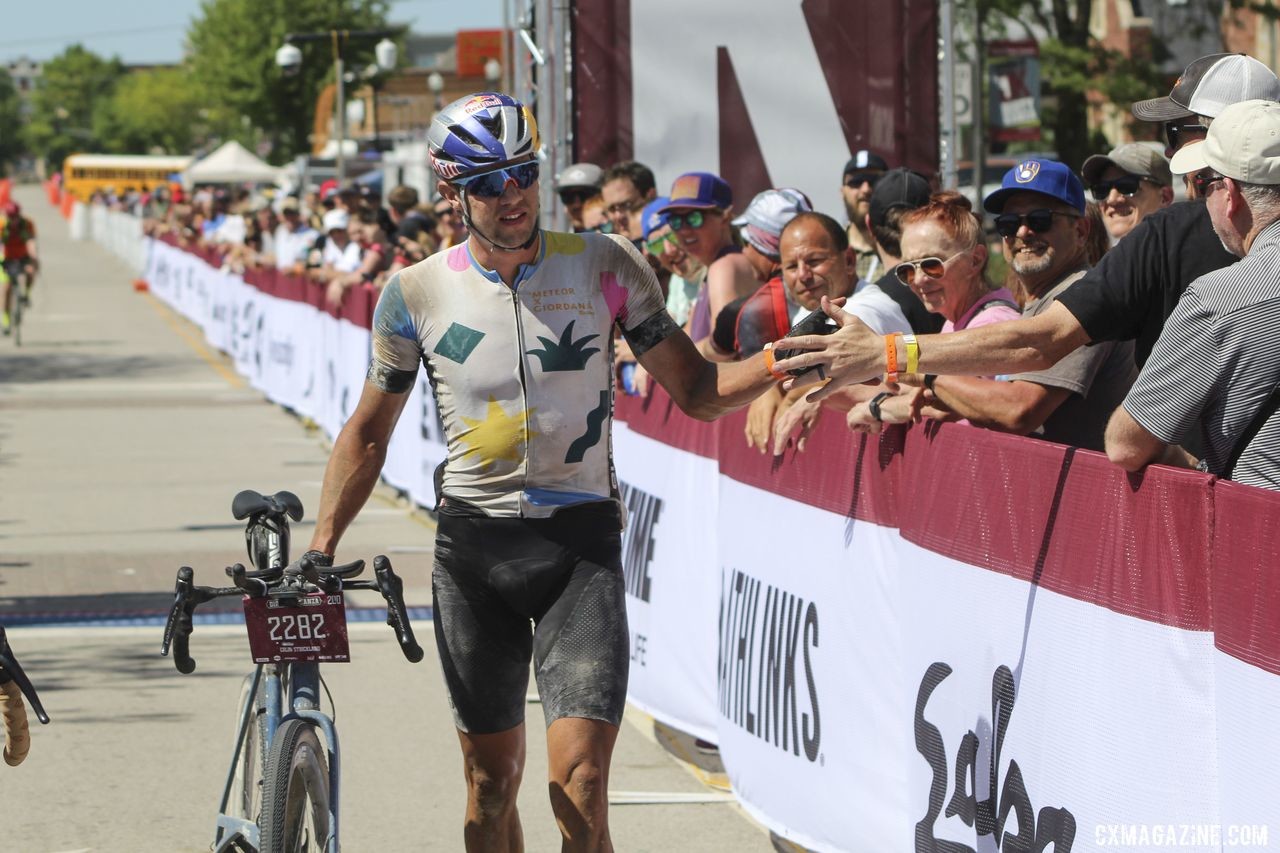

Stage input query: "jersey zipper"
[{"left": 509, "top": 284, "right": 532, "bottom": 517}]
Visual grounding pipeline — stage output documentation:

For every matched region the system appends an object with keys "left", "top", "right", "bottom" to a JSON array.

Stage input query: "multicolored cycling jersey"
[
  {"left": 368, "top": 230, "right": 674, "bottom": 518},
  {"left": 1, "top": 216, "right": 35, "bottom": 261}
]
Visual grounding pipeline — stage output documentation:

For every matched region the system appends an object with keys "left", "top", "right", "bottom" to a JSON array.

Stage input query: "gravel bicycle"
[
  {"left": 0, "top": 624, "right": 51, "bottom": 766},
  {"left": 162, "top": 489, "right": 423, "bottom": 853}
]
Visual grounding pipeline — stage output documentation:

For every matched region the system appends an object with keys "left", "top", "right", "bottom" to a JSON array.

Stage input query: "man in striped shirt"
[{"left": 1106, "top": 100, "right": 1280, "bottom": 490}]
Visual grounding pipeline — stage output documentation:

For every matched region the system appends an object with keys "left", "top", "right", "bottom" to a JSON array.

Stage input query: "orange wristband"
[
  {"left": 884, "top": 334, "right": 900, "bottom": 384},
  {"left": 762, "top": 342, "right": 787, "bottom": 380}
]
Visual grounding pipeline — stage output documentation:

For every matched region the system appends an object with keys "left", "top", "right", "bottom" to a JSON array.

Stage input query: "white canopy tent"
[{"left": 185, "top": 140, "right": 281, "bottom": 185}]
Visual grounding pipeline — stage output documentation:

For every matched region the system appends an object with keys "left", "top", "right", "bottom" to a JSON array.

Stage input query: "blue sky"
[{"left": 3, "top": 0, "right": 504, "bottom": 65}]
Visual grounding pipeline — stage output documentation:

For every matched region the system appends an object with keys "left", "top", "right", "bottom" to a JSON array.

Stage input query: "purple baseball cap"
[{"left": 658, "top": 172, "right": 733, "bottom": 214}]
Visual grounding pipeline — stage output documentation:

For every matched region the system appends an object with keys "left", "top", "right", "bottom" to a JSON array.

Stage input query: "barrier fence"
[{"left": 93, "top": 217, "right": 1280, "bottom": 851}]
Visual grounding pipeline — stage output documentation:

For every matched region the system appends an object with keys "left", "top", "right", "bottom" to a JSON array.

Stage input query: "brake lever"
[{"left": 0, "top": 629, "right": 48, "bottom": 725}]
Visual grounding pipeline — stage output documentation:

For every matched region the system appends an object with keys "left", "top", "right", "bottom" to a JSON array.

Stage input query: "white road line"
[{"left": 608, "top": 791, "right": 737, "bottom": 805}]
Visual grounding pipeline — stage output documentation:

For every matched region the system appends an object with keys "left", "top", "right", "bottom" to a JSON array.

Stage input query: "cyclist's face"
[{"left": 445, "top": 171, "right": 541, "bottom": 248}]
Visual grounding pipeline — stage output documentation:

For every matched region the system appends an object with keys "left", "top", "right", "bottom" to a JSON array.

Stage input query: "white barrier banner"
[
  {"left": 715, "top": 477, "right": 1223, "bottom": 852},
  {"left": 613, "top": 426, "right": 721, "bottom": 743}
]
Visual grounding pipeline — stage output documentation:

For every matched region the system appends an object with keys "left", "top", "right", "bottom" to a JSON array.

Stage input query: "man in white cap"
[
  {"left": 1081, "top": 143, "right": 1174, "bottom": 243},
  {"left": 772, "top": 53, "right": 1280, "bottom": 413},
  {"left": 554, "top": 162, "right": 603, "bottom": 232},
  {"left": 1105, "top": 99, "right": 1280, "bottom": 490}
]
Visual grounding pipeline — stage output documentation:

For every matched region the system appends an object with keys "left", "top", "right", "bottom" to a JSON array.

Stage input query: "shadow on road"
[{"left": 0, "top": 351, "right": 178, "bottom": 385}]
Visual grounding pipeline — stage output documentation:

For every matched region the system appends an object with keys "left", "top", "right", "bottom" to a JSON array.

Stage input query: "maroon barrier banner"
[{"left": 574, "top": 0, "right": 938, "bottom": 198}]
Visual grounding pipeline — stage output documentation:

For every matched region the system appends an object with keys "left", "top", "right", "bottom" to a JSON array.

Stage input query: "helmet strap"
[{"left": 458, "top": 185, "right": 540, "bottom": 253}]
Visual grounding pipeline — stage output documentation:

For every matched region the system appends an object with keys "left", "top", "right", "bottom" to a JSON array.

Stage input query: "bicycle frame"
[{"left": 215, "top": 660, "right": 342, "bottom": 853}]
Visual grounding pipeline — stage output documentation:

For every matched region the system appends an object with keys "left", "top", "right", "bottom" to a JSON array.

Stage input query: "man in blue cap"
[{"left": 901, "top": 159, "right": 1137, "bottom": 451}]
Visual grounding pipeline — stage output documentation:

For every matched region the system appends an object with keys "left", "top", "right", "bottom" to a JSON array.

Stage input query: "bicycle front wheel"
[
  {"left": 227, "top": 671, "right": 267, "bottom": 824},
  {"left": 260, "top": 719, "right": 330, "bottom": 853},
  {"left": 10, "top": 279, "right": 21, "bottom": 347}
]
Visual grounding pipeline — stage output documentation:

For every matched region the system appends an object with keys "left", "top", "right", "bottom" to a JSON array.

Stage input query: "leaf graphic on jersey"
[
  {"left": 565, "top": 390, "right": 609, "bottom": 463},
  {"left": 458, "top": 396, "right": 536, "bottom": 468},
  {"left": 527, "top": 320, "right": 600, "bottom": 371},
  {"left": 435, "top": 322, "right": 485, "bottom": 364}
]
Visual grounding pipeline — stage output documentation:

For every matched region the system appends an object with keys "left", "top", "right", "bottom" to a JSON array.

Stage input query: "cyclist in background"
[
  {"left": 302, "top": 92, "right": 783, "bottom": 852},
  {"left": 1, "top": 201, "right": 38, "bottom": 334}
]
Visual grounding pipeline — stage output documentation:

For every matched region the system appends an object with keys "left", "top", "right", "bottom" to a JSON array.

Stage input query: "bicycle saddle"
[{"left": 232, "top": 490, "right": 304, "bottom": 522}]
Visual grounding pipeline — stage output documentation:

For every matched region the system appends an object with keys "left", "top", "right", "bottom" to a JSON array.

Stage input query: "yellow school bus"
[{"left": 61, "top": 154, "right": 194, "bottom": 202}]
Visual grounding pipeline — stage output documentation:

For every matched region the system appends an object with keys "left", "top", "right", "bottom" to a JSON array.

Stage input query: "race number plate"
[{"left": 243, "top": 592, "right": 351, "bottom": 663}]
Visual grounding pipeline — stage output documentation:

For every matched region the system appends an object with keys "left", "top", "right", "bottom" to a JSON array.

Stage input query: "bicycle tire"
[
  {"left": 260, "top": 719, "right": 330, "bottom": 853},
  {"left": 227, "top": 672, "right": 267, "bottom": 824}
]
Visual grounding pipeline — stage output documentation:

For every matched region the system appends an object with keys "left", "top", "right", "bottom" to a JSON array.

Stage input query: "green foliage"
[
  {"left": 93, "top": 67, "right": 205, "bottom": 155},
  {"left": 185, "top": 0, "right": 393, "bottom": 164},
  {"left": 26, "top": 45, "right": 126, "bottom": 170},
  {"left": 966, "top": 0, "right": 1172, "bottom": 170},
  {"left": 0, "top": 70, "right": 23, "bottom": 172}
]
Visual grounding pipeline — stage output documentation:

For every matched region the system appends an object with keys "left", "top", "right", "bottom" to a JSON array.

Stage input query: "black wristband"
[
  {"left": 867, "top": 391, "right": 893, "bottom": 422},
  {"left": 301, "top": 549, "right": 334, "bottom": 567},
  {"left": 924, "top": 374, "right": 937, "bottom": 392}
]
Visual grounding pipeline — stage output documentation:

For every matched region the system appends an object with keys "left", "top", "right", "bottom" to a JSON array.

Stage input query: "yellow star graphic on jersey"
[{"left": 458, "top": 396, "right": 536, "bottom": 468}]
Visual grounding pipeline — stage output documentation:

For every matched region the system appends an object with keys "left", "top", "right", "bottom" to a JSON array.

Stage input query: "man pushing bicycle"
[{"left": 302, "top": 92, "right": 783, "bottom": 851}]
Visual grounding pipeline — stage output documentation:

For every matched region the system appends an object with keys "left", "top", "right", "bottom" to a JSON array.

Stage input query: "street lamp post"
[
  {"left": 427, "top": 71, "right": 445, "bottom": 116},
  {"left": 276, "top": 29, "right": 400, "bottom": 186}
]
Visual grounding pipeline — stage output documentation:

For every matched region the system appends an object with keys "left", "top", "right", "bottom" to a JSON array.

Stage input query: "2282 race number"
[{"left": 244, "top": 592, "right": 351, "bottom": 664}]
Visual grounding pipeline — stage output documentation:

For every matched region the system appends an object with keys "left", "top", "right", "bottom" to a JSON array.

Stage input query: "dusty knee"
[
  {"left": 551, "top": 759, "right": 607, "bottom": 807},
  {"left": 466, "top": 760, "right": 522, "bottom": 816}
]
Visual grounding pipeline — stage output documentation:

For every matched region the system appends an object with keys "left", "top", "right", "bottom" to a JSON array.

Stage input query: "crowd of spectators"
[
  {"left": 138, "top": 179, "right": 455, "bottom": 307},
  {"left": 123, "top": 49, "right": 1280, "bottom": 492}
]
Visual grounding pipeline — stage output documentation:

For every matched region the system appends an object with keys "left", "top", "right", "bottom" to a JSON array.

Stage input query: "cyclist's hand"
[{"left": 290, "top": 550, "right": 334, "bottom": 573}]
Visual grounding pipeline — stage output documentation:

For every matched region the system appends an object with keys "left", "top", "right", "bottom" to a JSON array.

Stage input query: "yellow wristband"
[{"left": 904, "top": 334, "right": 919, "bottom": 375}]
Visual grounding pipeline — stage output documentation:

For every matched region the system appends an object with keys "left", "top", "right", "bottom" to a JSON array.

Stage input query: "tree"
[
  {"left": 186, "top": 0, "right": 392, "bottom": 164},
  {"left": 26, "top": 45, "right": 125, "bottom": 170},
  {"left": 970, "top": 0, "right": 1169, "bottom": 169},
  {"left": 0, "top": 70, "right": 23, "bottom": 173},
  {"left": 94, "top": 67, "right": 205, "bottom": 155}
]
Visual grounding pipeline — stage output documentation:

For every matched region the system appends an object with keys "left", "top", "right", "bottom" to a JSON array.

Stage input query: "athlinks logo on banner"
[
  {"left": 717, "top": 567, "right": 821, "bottom": 762},
  {"left": 618, "top": 481, "right": 661, "bottom": 603},
  {"left": 914, "top": 662, "right": 1076, "bottom": 851}
]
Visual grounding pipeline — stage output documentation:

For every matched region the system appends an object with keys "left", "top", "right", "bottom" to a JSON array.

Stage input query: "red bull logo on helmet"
[{"left": 463, "top": 94, "right": 505, "bottom": 114}]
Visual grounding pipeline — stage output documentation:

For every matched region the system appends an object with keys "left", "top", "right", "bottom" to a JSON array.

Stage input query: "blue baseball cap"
[
  {"left": 642, "top": 196, "right": 671, "bottom": 240},
  {"left": 983, "top": 159, "right": 1086, "bottom": 214},
  {"left": 658, "top": 172, "right": 733, "bottom": 214}
]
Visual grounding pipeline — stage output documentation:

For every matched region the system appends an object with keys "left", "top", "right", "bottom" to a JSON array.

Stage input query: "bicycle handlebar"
[
  {"left": 160, "top": 555, "right": 424, "bottom": 671},
  {"left": 0, "top": 626, "right": 51, "bottom": 767}
]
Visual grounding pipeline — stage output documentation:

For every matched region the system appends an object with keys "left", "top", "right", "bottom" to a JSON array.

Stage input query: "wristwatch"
[{"left": 867, "top": 391, "right": 894, "bottom": 422}]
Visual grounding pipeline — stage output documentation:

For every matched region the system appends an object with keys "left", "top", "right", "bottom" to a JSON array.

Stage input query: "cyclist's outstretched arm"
[
  {"left": 629, "top": 311, "right": 782, "bottom": 422},
  {"left": 308, "top": 377, "right": 411, "bottom": 554}
]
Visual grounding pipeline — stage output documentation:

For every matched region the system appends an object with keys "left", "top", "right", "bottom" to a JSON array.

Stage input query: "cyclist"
[
  {"left": 301, "top": 92, "right": 782, "bottom": 852},
  {"left": 0, "top": 201, "right": 38, "bottom": 334}
]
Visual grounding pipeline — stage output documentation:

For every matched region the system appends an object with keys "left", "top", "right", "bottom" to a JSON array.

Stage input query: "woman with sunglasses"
[{"left": 846, "top": 192, "right": 1020, "bottom": 432}]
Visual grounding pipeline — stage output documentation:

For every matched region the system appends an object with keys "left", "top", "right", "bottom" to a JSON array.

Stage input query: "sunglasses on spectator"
[
  {"left": 844, "top": 171, "right": 881, "bottom": 189},
  {"left": 893, "top": 249, "right": 968, "bottom": 286},
  {"left": 1089, "top": 175, "right": 1154, "bottom": 201},
  {"left": 1191, "top": 170, "right": 1226, "bottom": 196},
  {"left": 1164, "top": 121, "right": 1207, "bottom": 151},
  {"left": 605, "top": 198, "right": 644, "bottom": 216},
  {"left": 993, "top": 209, "right": 1081, "bottom": 238},
  {"left": 559, "top": 188, "right": 595, "bottom": 206},
  {"left": 645, "top": 232, "right": 680, "bottom": 254},
  {"left": 669, "top": 210, "right": 713, "bottom": 231},
  {"left": 454, "top": 161, "right": 540, "bottom": 198}
]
